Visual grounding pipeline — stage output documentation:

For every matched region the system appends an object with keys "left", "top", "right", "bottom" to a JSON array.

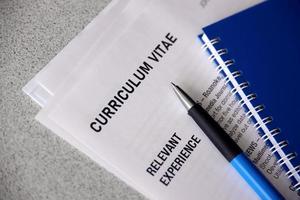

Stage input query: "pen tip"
[
  {"left": 171, "top": 82, "right": 177, "bottom": 88},
  {"left": 170, "top": 82, "right": 195, "bottom": 110}
]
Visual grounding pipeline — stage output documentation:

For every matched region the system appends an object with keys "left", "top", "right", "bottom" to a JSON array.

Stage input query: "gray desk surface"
[{"left": 0, "top": 0, "right": 145, "bottom": 199}]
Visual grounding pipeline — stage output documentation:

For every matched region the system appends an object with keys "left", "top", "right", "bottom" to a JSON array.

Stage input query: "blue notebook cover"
[{"left": 201, "top": 0, "right": 300, "bottom": 189}]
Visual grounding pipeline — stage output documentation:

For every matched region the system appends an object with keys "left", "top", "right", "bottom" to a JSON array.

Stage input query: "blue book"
[{"left": 200, "top": 0, "right": 300, "bottom": 192}]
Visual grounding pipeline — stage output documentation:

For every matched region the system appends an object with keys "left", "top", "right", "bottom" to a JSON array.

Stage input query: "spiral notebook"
[{"left": 200, "top": 0, "right": 300, "bottom": 192}]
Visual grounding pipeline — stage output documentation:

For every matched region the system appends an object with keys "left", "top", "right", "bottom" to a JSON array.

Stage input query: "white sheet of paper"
[
  {"left": 33, "top": 0, "right": 299, "bottom": 199},
  {"left": 38, "top": 35, "right": 257, "bottom": 200}
]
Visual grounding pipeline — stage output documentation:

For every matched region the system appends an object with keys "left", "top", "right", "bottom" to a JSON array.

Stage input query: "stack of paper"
[{"left": 23, "top": 0, "right": 300, "bottom": 199}]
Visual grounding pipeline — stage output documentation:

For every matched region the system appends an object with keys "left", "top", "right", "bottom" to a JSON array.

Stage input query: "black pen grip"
[{"left": 188, "top": 104, "right": 242, "bottom": 161}]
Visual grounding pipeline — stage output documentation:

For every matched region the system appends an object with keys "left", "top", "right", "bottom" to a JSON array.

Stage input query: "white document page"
[
  {"left": 24, "top": 0, "right": 265, "bottom": 195},
  {"left": 27, "top": 0, "right": 264, "bottom": 196},
  {"left": 38, "top": 34, "right": 257, "bottom": 200},
  {"left": 35, "top": 0, "right": 299, "bottom": 199}
]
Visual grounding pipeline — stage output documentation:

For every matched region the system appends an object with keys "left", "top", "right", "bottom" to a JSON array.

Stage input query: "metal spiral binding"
[
  {"left": 246, "top": 104, "right": 264, "bottom": 117},
  {"left": 254, "top": 116, "right": 273, "bottom": 130},
  {"left": 270, "top": 141, "right": 289, "bottom": 154},
  {"left": 216, "top": 60, "right": 235, "bottom": 73},
  {"left": 201, "top": 36, "right": 300, "bottom": 191},
  {"left": 242, "top": 94, "right": 257, "bottom": 108},
  {"left": 261, "top": 128, "right": 281, "bottom": 142}
]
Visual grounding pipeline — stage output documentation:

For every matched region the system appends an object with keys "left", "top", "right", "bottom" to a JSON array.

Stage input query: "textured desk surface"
[{"left": 0, "top": 0, "right": 145, "bottom": 199}]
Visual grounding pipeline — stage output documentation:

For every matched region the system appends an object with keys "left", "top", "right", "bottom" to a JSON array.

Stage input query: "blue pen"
[{"left": 171, "top": 83, "right": 283, "bottom": 200}]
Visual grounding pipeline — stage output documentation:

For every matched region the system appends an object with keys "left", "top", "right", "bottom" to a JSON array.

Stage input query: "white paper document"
[
  {"left": 24, "top": 0, "right": 297, "bottom": 200},
  {"left": 29, "top": 0, "right": 300, "bottom": 199}
]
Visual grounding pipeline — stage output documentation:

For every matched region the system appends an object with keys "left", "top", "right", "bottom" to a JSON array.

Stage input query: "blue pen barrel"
[{"left": 231, "top": 154, "right": 284, "bottom": 200}]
